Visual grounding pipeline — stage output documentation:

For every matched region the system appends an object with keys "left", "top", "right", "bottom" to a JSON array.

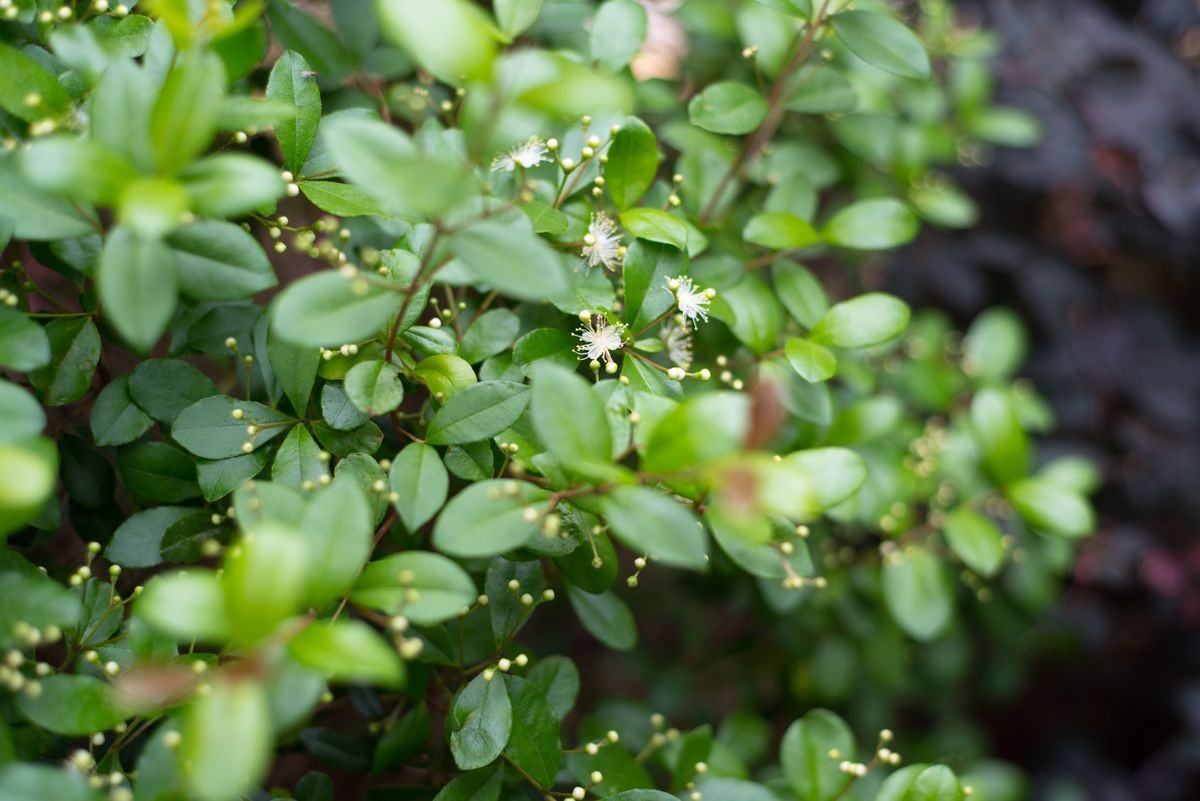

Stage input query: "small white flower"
[
  {"left": 581, "top": 213, "right": 622, "bottom": 271},
  {"left": 661, "top": 321, "right": 693, "bottom": 370},
  {"left": 491, "top": 137, "right": 549, "bottom": 172},
  {"left": 666, "top": 276, "right": 711, "bottom": 323},
  {"left": 575, "top": 315, "right": 626, "bottom": 365}
]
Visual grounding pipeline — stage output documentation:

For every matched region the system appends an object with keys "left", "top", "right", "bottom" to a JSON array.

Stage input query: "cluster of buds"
[
  {"left": 626, "top": 555, "right": 648, "bottom": 588},
  {"left": 504, "top": 576, "right": 555, "bottom": 608},
  {"left": 0, "top": 287, "right": 20, "bottom": 307},
  {"left": 481, "top": 652, "right": 530, "bottom": 682},
  {"left": 320, "top": 343, "right": 360, "bottom": 360},
  {"left": 387, "top": 615, "right": 424, "bottom": 660}
]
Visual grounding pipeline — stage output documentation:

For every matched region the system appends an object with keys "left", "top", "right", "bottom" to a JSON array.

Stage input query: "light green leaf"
[
  {"left": 831, "top": 10, "right": 931, "bottom": 80},
  {"left": 786, "top": 447, "right": 866, "bottom": 509},
  {"left": 181, "top": 679, "right": 272, "bottom": 801},
  {"left": 0, "top": 380, "right": 46, "bottom": 444},
  {"left": 808, "top": 292, "right": 910, "bottom": 349},
  {"left": 271, "top": 425, "right": 327, "bottom": 489},
  {"left": 0, "top": 153, "right": 97, "bottom": 241},
  {"left": 620, "top": 208, "right": 688, "bottom": 250},
  {"left": 602, "top": 487, "right": 708, "bottom": 571},
  {"left": 605, "top": 117, "right": 658, "bottom": 208},
  {"left": 136, "top": 570, "right": 232, "bottom": 643},
  {"left": 943, "top": 508, "right": 1004, "bottom": 577},
  {"left": 17, "top": 674, "right": 130, "bottom": 736},
  {"left": 300, "top": 476, "right": 373, "bottom": 606},
  {"left": 743, "top": 212, "right": 822, "bottom": 250},
  {"left": 344, "top": 359, "right": 405, "bottom": 416},
  {"left": 388, "top": 442, "right": 449, "bottom": 532},
  {"left": 822, "top": 199, "right": 918, "bottom": 250},
  {"left": 353, "top": 551, "right": 476, "bottom": 624},
  {"left": 272, "top": 271, "right": 402, "bottom": 348},
  {"left": 376, "top": 0, "right": 496, "bottom": 83},
  {"left": 963, "top": 307, "right": 1027, "bottom": 382},
  {"left": 709, "top": 275, "right": 783, "bottom": 354},
  {"left": 0, "top": 307, "right": 51, "bottom": 372},
  {"left": 882, "top": 545, "right": 953, "bottom": 641},
  {"left": 0, "top": 764, "right": 97, "bottom": 801},
  {"left": 19, "top": 136, "right": 136, "bottom": 206},
  {"left": 688, "top": 82, "right": 768, "bottom": 135},
  {"left": 969, "top": 388, "right": 1029, "bottom": 485},
  {"left": 179, "top": 153, "right": 286, "bottom": 219},
  {"left": 299, "top": 180, "right": 393, "bottom": 218},
  {"left": 0, "top": 43, "right": 72, "bottom": 122},
  {"left": 97, "top": 227, "right": 179, "bottom": 352},
  {"left": 784, "top": 338, "right": 836, "bottom": 382},
  {"left": 495, "top": 0, "right": 544, "bottom": 38},
  {"left": 452, "top": 220, "right": 569, "bottom": 302},
  {"left": 289, "top": 620, "right": 404, "bottom": 686},
  {"left": 590, "top": 0, "right": 647, "bottom": 72},
  {"left": 222, "top": 521, "right": 311, "bottom": 644},
  {"left": 530, "top": 362, "right": 612, "bottom": 469},
  {"left": 784, "top": 65, "right": 857, "bottom": 114},
  {"left": 150, "top": 50, "right": 225, "bottom": 175},
  {"left": 1006, "top": 478, "right": 1094, "bottom": 539},
  {"left": 460, "top": 309, "right": 521, "bottom": 364}
]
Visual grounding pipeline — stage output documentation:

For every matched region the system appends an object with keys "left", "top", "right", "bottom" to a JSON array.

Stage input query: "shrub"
[{"left": 0, "top": 1, "right": 1094, "bottom": 800}]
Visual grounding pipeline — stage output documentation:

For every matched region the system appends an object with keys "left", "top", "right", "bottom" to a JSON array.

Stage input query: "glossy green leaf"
[
  {"left": 780, "top": 709, "right": 856, "bottom": 801},
  {"left": 620, "top": 208, "right": 688, "bottom": 250},
  {"left": 0, "top": 380, "right": 46, "bottom": 444},
  {"left": 0, "top": 308, "right": 51, "bottom": 372},
  {"left": 173, "top": 396, "right": 292, "bottom": 459},
  {"left": 345, "top": 359, "right": 405, "bottom": 415},
  {"left": 449, "top": 672, "right": 512, "bottom": 770},
  {"left": 376, "top": 0, "right": 496, "bottom": 83},
  {"left": 289, "top": 620, "right": 404, "bottom": 686},
  {"left": 530, "top": 362, "right": 612, "bottom": 469},
  {"left": 1006, "top": 478, "right": 1094, "bottom": 539},
  {"left": 181, "top": 679, "right": 272, "bottom": 801},
  {"left": 222, "top": 521, "right": 311, "bottom": 644},
  {"left": 602, "top": 486, "right": 708, "bottom": 570},
  {"left": 452, "top": 220, "right": 569, "bottom": 302},
  {"left": 137, "top": 570, "right": 232, "bottom": 642},
  {"left": 942, "top": 508, "right": 1004, "bottom": 577},
  {"left": 90, "top": 374, "right": 154, "bottom": 447},
  {"left": 808, "top": 292, "right": 910, "bottom": 349},
  {"left": 117, "top": 440, "right": 201, "bottom": 503},
  {"left": 822, "top": 199, "right": 918, "bottom": 250},
  {"left": 29, "top": 317, "right": 100, "bottom": 406},
  {"left": 969, "top": 388, "right": 1029, "bottom": 485},
  {"left": 273, "top": 271, "right": 402, "bottom": 347},
  {"left": 565, "top": 585, "right": 636, "bottom": 651},
  {"left": 432, "top": 479, "right": 549, "bottom": 558},
  {"left": 353, "top": 551, "right": 476, "bottom": 624},
  {"left": 271, "top": 425, "right": 327, "bottom": 489},
  {"left": 503, "top": 676, "right": 561, "bottom": 787},
  {"left": 17, "top": 674, "right": 130, "bottom": 736},
  {"left": 267, "top": 50, "right": 321, "bottom": 173},
  {"left": 784, "top": 338, "right": 837, "bottom": 382},
  {"left": 743, "top": 212, "right": 821, "bottom": 250},
  {"left": 606, "top": 117, "right": 659, "bottom": 208},
  {"left": 128, "top": 359, "right": 219, "bottom": 423},
  {"left": 179, "top": 154, "right": 286, "bottom": 219}
]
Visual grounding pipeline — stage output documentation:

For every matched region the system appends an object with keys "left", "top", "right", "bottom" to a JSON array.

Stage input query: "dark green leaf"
[
  {"left": 831, "top": 10, "right": 931, "bottom": 80},
  {"left": 128, "top": 359, "right": 219, "bottom": 423},
  {"left": 449, "top": 672, "right": 512, "bottom": 770},
  {"left": 389, "top": 442, "right": 449, "bottom": 531},
  {"left": 107, "top": 507, "right": 206, "bottom": 568},
  {"left": 271, "top": 425, "right": 327, "bottom": 489},
  {"left": 565, "top": 585, "right": 636, "bottom": 651},
  {"left": 90, "top": 374, "right": 153, "bottom": 446},
  {"left": 289, "top": 620, "right": 404, "bottom": 687},
  {"left": 503, "top": 675, "right": 561, "bottom": 787},
  {"left": 29, "top": 317, "right": 100, "bottom": 406},
  {"left": 432, "top": 479, "right": 549, "bottom": 558},
  {"left": 117, "top": 440, "right": 201, "bottom": 503},
  {"left": 425, "top": 381, "right": 531, "bottom": 445},
  {"left": 267, "top": 50, "right": 322, "bottom": 173},
  {"left": 172, "top": 396, "right": 292, "bottom": 459},
  {"left": 17, "top": 674, "right": 130, "bottom": 736},
  {"left": 688, "top": 82, "right": 767, "bottom": 134}
]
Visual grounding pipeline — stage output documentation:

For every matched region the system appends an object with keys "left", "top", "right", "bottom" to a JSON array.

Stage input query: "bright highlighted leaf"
[
  {"left": 784, "top": 338, "right": 837, "bottom": 382},
  {"left": 289, "top": 620, "right": 404, "bottom": 687},
  {"left": 822, "top": 198, "right": 919, "bottom": 250},
  {"left": 606, "top": 117, "right": 659, "bottom": 209},
  {"left": 808, "top": 292, "right": 910, "bottom": 349},
  {"left": 943, "top": 508, "right": 1005, "bottom": 577},
  {"left": 353, "top": 551, "right": 476, "bottom": 624},
  {"left": 688, "top": 82, "right": 768, "bottom": 134}
]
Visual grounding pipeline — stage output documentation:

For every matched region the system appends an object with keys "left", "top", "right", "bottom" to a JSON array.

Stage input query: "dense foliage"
[{"left": 0, "top": 1, "right": 1098, "bottom": 800}]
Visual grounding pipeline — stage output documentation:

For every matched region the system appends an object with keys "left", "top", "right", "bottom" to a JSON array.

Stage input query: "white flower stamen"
[
  {"left": 575, "top": 315, "right": 626, "bottom": 366},
  {"left": 661, "top": 321, "right": 693, "bottom": 370},
  {"left": 581, "top": 213, "right": 622, "bottom": 271},
  {"left": 666, "top": 276, "right": 711, "bottom": 323},
  {"left": 491, "top": 137, "right": 549, "bottom": 172}
]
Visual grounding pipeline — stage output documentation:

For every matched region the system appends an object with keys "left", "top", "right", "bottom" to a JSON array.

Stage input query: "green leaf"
[
  {"left": 1006, "top": 478, "right": 1094, "bottom": 539},
  {"left": 321, "top": 381, "right": 370, "bottom": 431},
  {"left": 0, "top": 571, "right": 78, "bottom": 647},
  {"left": 376, "top": 0, "right": 496, "bottom": 84},
  {"left": 353, "top": 551, "right": 476, "bottom": 624},
  {"left": 709, "top": 275, "right": 783, "bottom": 354},
  {"left": 432, "top": 479, "right": 549, "bottom": 558},
  {"left": 431, "top": 766, "right": 503, "bottom": 801},
  {"left": 620, "top": 208, "right": 688, "bottom": 250},
  {"left": 107, "top": 506, "right": 203, "bottom": 568},
  {"left": 876, "top": 765, "right": 964, "bottom": 801},
  {"left": 743, "top": 212, "right": 822, "bottom": 250},
  {"left": 642, "top": 392, "right": 748, "bottom": 475},
  {"left": 173, "top": 396, "right": 292, "bottom": 459},
  {"left": 128, "top": 359, "right": 219, "bottom": 423},
  {"left": 299, "top": 181, "right": 392, "bottom": 218},
  {"left": 17, "top": 674, "right": 130, "bottom": 736},
  {"left": 272, "top": 271, "right": 403, "bottom": 348},
  {"left": 289, "top": 620, "right": 404, "bottom": 687},
  {"left": 461, "top": 309, "right": 521, "bottom": 364},
  {"left": 784, "top": 65, "right": 857, "bottom": 114},
  {"left": 268, "top": 0, "right": 354, "bottom": 83},
  {"left": 90, "top": 374, "right": 153, "bottom": 447},
  {"left": 137, "top": 569, "right": 232, "bottom": 643},
  {"left": 822, "top": 199, "right": 918, "bottom": 250},
  {"left": 882, "top": 545, "right": 953, "bottom": 641},
  {"left": 495, "top": 0, "right": 544, "bottom": 38},
  {"left": 503, "top": 676, "right": 561, "bottom": 788},
  {"left": 452, "top": 220, "right": 569, "bottom": 302},
  {"left": 784, "top": 338, "right": 836, "bottom": 382},
  {"left": 0, "top": 153, "right": 97, "bottom": 241},
  {"left": 786, "top": 447, "right": 867, "bottom": 510},
  {"left": 590, "top": 0, "right": 648, "bottom": 72},
  {"left": 0, "top": 441, "right": 55, "bottom": 537},
  {"left": 223, "top": 521, "right": 311, "bottom": 644},
  {"left": 942, "top": 508, "right": 1004, "bottom": 577},
  {"left": 0, "top": 307, "right": 51, "bottom": 372},
  {"left": 322, "top": 114, "right": 475, "bottom": 219},
  {"left": 831, "top": 10, "right": 931, "bottom": 80},
  {"left": 150, "top": 50, "right": 225, "bottom": 175},
  {"left": 780, "top": 709, "right": 856, "bottom": 801},
  {"left": 449, "top": 672, "right": 513, "bottom": 770},
  {"left": 414, "top": 353, "right": 478, "bottom": 397},
  {"left": 525, "top": 655, "right": 579, "bottom": 720},
  {"left": 179, "top": 154, "right": 286, "bottom": 219},
  {"left": 425, "top": 381, "right": 531, "bottom": 445},
  {"left": 267, "top": 50, "right": 322, "bottom": 173},
  {"left": 97, "top": 227, "right": 179, "bottom": 352},
  {"left": 0, "top": 43, "right": 72, "bottom": 122},
  {"left": 485, "top": 558, "right": 544, "bottom": 644},
  {"left": 299, "top": 476, "right": 373, "bottom": 606},
  {"left": 621, "top": 240, "right": 683, "bottom": 330},
  {"left": 602, "top": 487, "right": 708, "bottom": 570},
  {"left": 604, "top": 117, "right": 658, "bottom": 208},
  {"left": 345, "top": 360, "right": 405, "bottom": 415},
  {"left": 267, "top": 330, "right": 320, "bottom": 416},
  {"left": 962, "top": 307, "right": 1027, "bottom": 382},
  {"left": 0, "top": 764, "right": 97, "bottom": 801},
  {"left": 968, "top": 388, "right": 1029, "bottom": 485},
  {"left": 19, "top": 136, "right": 136, "bottom": 206},
  {"left": 689, "top": 81, "right": 768, "bottom": 134},
  {"left": 372, "top": 703, "right": 432, "bottom": 773},
  {"left": 808, "top": 292, "right": 910, "bottom": 349},
  {"left": 0, "top": 380, "right": 46, "bottom": 444},
  {"left": 388, "top": 442, "right": 449, "bottom": 531},
  {"left": 181, "top": 679, "right": 272, "bottom": 801},
  {"left": 565, "top": 585, "right": 636, "bottom": 651},
  {"left": 91, "top": 57, "right": 154, "bottom": 173},
  {"left": 964, "top": 107, "right": 1041, "bottom": 148},
  {"left": 530, "top": 362, "right": 612, "bottom": 469},
  {"left": 271, "top": 425, "right": 327, "bottom": 489},
  {"left": 521, "top": 200, "right": 570, "bottom": 235},
  {"left": 116, "top": 440, "right": 201, "bottom": 503},
  {"left": 117, "top": 176, "right": 190, "bottom": 238},
  {"left": 773, "top": 264, "right": 829, "bottom": 329},
  {"left": 29, "top": 317, "right": 100, "bottom": 406}
]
